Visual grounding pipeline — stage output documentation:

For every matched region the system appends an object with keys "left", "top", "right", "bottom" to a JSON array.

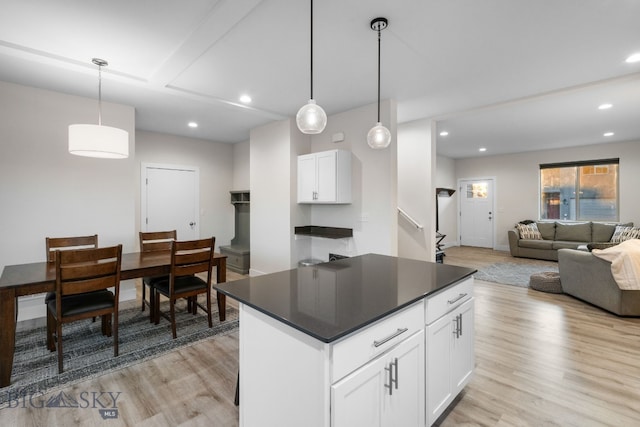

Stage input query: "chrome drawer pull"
[
  {"left": 447, "top": 293, "right": 468, "bottom": 305},
  {"left": 383, "top": 358, "right": 399, "bottom": 395},
  {"left": 374, "top": 328, "right": 408, "bottom": 347}
]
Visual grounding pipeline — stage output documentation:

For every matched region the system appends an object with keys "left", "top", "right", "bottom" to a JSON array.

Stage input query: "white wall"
[
  {"left": 435, "top": 155, "right": 457, "bottom": 247},
  {"left": 304, "top": 100, "right": 398, "bottom": 261},
  {"left": 0, "top": 81, "right": 136, "bottom": 320},
  {"left": 455, "top": 140, "right": 640, "bottom": 251},
  {"left": 250, "top": 119, "right": 300, "bottom": 275},
  {"left": 249, "top": 100, "right": 398, "bottom": 273},
  {"left": 135, "top": 131, "right": 235, "bottom": 250},
  {"left": 233, "top": 140, "right": 250, "bottom": 190},
  {"left": 397, "top": 118, "right": 436, "bottom": 261}
]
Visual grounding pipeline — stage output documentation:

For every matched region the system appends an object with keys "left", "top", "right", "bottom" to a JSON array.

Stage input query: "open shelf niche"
[{"left": 220, "top": 191, "right": 250, "bottom": 274}]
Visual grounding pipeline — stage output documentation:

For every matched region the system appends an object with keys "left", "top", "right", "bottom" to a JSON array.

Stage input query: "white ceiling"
[{"left": 1, "top": 0, "right": 639, "bottom": 159}]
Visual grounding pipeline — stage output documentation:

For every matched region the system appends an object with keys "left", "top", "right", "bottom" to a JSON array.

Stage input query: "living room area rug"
[
  {"left": 473, "top": 262, "right": 559, "bottom": 287},
  {"left": 1, "top": 299, "right": 238, "bottom": 405}
]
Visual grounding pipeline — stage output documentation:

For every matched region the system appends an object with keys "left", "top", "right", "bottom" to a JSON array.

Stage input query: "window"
[
  {"left": 466, "top": 182, "right": 487, "bottom": 199},
  {"left": 540, "top": 159, "right": 619, "bottom": 221}
]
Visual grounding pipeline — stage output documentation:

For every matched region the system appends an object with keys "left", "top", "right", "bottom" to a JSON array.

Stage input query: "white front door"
[
  {"left": 141, "top": 163, "right": 199, "bottom": 240},
  {"left": 459, "top": 178, "right": 494, "bottom": 248}
]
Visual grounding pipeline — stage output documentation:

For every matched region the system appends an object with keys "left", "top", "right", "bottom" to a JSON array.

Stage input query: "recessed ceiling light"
[
  {"left": 603, "top": 132, "right": 615, "bottom": 137},
  {"left": 625, "top": 52, "right": 640, "bottom": 63},
  {"left": 598, "top": 103, "right": 613, "bottom": 110},
  {"left": 479, "top": 147, "right": 487, "bottom": 152},
  {"left": 239, "top": 94, "right": 252, "bottom": 104},
  {"left": 188, "top": 122, "right": 198, "bottom": 128},
  {"left": 439, "top": 131, "right": 449, "bottom": 136}
]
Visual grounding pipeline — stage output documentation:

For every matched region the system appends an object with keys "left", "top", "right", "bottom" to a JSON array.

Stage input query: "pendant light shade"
[
  {"left": 296, "top": 99, "right": 327, "bottom": 134},
  {"left": 367, "top": 122, "right": 392, "bottom": 149},
  {"left": 68, "top": 58, "right": 129, "bottom": 159},
  {"left": 367, "top": 17, "right": 391, "bottom": 150},
  {"left": 68, "top": 124, "right": 129, "bottom": 158},
  {"left": 296, "top": 0, "right": 327, "bottom": 134}
]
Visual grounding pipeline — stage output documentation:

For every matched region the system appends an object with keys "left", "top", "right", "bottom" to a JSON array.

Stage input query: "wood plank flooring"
[{"left": 2, "top": 250, "right": 640, "bottom": 427}]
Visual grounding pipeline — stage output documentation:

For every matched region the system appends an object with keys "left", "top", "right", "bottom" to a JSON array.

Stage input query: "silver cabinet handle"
[
  {"left": 384, "top": 363, "right": 393, "bottom": 395},
  {"left": 383, "top": 358, "right": 399, "bottom": 395},
  {"left": 447, "top": 293, "right": 468, "bottom": 305},
  {"left": 452, "top": 314, "right": 462, "bottom": 338},
  {"left": 393, "top": 357, "right": 399, "bottom": 390},
  {"left": 374, "top": 328, "right": 408, "bottom": 347}
]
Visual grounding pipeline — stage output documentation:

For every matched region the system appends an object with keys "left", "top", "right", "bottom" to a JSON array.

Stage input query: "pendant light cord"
[
  {"left": 310, "top": 0, "right": 314, "bottom": 100},
  {"left": 97, "top": 63, "right": 103, "bottom": 126},
  {"left": 376, "top": 27, "right": 381, "bottom": 123}
]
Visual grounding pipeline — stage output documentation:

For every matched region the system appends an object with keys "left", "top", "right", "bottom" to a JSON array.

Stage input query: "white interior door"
[
  {"left": 459, "top": 179, "right": 494, "bottom": 248},
  {"left": 142, "top": 163, "right": 199, "bottom": 240}
]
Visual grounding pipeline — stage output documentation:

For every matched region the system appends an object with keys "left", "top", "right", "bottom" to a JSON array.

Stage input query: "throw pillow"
[
  {"left": 611, "top": 226, "right": 634, "bottom": 243},
  {"left": 516, "top": 223, "right": 542, "bottom": 240}
]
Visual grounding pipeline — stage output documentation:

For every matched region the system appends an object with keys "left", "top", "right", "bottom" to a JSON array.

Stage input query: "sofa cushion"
[
  {"left": 516, "top": 223, "right": 542, "bottom": 240},
  {"left": 587, "top": 242, "right": 619, "bottom": 251},
  {"left": 555, "top": 222, "right": 591, "bottom": 242},
  {"left": 552, "top": 241, "right": 585, "bottom": 250},
  {"left": 610, "top": 226, "right": 639, "bottom": 243},
  {"left": 591, "top": 223, "right": 617, "bottom": 242},
  {"left": 519, "top": 239, "right": 553, "bottom": 250},
  {"left": 536, "top": 222, "right": 556, "bottom": 240}
]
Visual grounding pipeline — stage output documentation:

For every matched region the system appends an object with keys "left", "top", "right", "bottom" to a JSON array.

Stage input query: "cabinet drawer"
[
  {"left": 425, "top": 277, "right": 473, "bottom": 324},
  {"left": 331, "top": 301, "right": 424, "bottom": 382}
]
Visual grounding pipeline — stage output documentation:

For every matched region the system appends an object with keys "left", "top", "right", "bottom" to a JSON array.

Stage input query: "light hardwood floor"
[{"left": 2, "top": 249, "right": 640, "bottom": 426}]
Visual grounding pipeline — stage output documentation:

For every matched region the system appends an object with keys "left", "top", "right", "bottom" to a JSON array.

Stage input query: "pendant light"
[
  {"left": 367, "top": 17, "right": 391, "bottom": 150},
  {"left": 68, "top": 58, "right": 129, "bottom": 159},
  {"left": 296, "top": 0, "right": 327, "bottom": 134}
]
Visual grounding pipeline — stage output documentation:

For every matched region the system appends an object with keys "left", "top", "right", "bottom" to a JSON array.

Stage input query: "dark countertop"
[{"left": 214, "top": 253, "right": 476, "bottom": 343}]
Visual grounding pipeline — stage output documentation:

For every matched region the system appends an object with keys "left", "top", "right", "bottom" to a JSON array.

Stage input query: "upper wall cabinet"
[{"left": 298, "top": 149, "right": 351, "bottom": 204}]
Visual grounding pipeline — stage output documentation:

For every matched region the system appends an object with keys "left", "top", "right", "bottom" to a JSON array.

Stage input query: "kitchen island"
[{"left": 214, "top": 253, "right": 476, "bottom": 427}]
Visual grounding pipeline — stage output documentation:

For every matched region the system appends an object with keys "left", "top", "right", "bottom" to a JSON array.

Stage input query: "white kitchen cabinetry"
[
  {"left": 298, "top": 149, "right": 351, "bottom": 204},
  {"left": 331, "top": 330, "right": 425, "bottom": 427},
  {"left": 239, "top": 301, "right": 424, "bottom": 427},
  {"left": 426, "top": 279, "right": 475, "bottom": 426}
]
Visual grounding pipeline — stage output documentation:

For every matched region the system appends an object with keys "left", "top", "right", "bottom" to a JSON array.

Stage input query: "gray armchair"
[{"left": 558, "top": 248, "right": 640, "bottom": 316}]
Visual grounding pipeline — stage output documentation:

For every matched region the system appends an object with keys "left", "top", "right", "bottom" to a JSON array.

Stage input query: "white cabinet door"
[
  {"left": 382, "top": 330, "right": 425, "bottom": 427},
  {"left": 426, "top": 297, "right": 475, "bottom": 426},
  {"left": 315, "top": 150, "right": 337, "bottom": 202},
  {"left": 426, "top": 313, "right": 453, "bottom": 426},
  {"left": 297, "top": 154, "right": 317, "bottom": 203},
  {"left": 451, "top": 299, "right": 474, "bottom": 393},
  {"left": 297, "top": 150, "right": 351, "bottom": 204},
  {"left": 332, "top": 330, "right": 425, "bottom": 427}
]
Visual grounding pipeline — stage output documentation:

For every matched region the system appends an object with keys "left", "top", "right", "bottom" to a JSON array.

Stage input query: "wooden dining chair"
[
  {"left": 153, "top": 237, "right": 215, "bottom": 339},
  {"left": 47, "top": 245, "right": 123, "bottom": 373},
  {"left": 45, "top": 234, "right": 104, "bottom": 350},
  {"left": 46, "top": 235, "right": 99, "bottom": 263},
  {"left": 139, "top": 230, "right": 176, "bottom": 321}
]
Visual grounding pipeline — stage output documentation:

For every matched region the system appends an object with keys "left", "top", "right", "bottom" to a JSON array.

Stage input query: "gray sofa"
[
  {"left": 558, "top": 248, "right": 640, "bottom": 316},
  {"left": 508, "top": 221, "right": 625, "bottom": 261}
]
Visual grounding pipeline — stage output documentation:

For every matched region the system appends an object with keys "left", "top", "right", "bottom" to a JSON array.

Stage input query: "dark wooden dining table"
[{"left": 0, "top": 250, "right": 228, "bottom": 388}]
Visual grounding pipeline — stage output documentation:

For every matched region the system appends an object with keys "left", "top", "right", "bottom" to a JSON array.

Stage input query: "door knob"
[{"left": 189, "top": 222, "right": 196, "bottom": 227}]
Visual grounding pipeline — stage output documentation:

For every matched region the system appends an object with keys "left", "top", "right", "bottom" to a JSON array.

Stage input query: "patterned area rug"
[
  {"left": 474, "top": 262, "right": 559, "bottom": 287},
  {"left": 1, "top": 299, "right": 238, "bottom": 404}
]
